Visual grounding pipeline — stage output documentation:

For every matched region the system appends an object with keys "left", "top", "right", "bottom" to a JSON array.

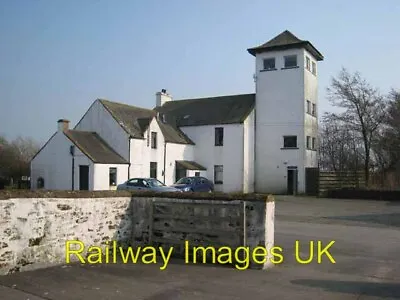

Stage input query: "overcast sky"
[{"left": 1, "top": 0, "right": 399, "bottom": 144}]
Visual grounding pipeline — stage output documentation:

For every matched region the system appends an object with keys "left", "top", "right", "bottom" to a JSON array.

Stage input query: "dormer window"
[
  {"left": 263, "top": 58, "right": 276, "bottom": 70},
  {"left": 284, "top": 55, "right": 297, "bottom": 68}
]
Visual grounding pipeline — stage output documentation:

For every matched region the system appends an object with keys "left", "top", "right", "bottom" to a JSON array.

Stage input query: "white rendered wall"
[
  {"left": 243, "top": 109, "right": 255, "bottom": 193},
  {"left": 254, "top": 48, "right": 307, "bottom": 194},
  {"left": 93, "top": 164, "right": 129, "bottom": 190},
  {"left": 31, "top": 132, "right": 93, "bottom": 191},
  {"left": 129, "top": 118, "right": 196, "bottom": 185},
  {"left": 187, "top": 170, "right": 207, "bottom": 178},
  {"left": 129, "top": 119, "right": 165, "bottom": 181},
  {"left": 181, "top": 124, "right": 244, "bottom": 193},
  {"left": 74, "top": 100, "right": 130, "bottom": 161},
  {"left": 164, "top": 143, "right": 195, "bottom": 185},
  {"left": 304, "top": 49, "right": 319, "bottom": 168}
]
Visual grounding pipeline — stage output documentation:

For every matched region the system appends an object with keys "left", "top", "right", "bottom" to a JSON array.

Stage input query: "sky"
[{"left": 1, "top": 0, "right": 399, "bottom": 145}]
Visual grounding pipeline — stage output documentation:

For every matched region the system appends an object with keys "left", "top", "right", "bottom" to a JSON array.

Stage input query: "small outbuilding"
[{"left": 30, "top": 119, "right": 129, "bottom": 190}]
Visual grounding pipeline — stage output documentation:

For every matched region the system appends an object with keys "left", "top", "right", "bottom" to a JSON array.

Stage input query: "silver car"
[{"left": 117, "top": 178, "right": 182, "bottom": 193}]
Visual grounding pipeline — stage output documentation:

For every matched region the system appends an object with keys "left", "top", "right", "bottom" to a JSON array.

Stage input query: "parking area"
[{"left": 1, "top": 196, "right": 400, "bottom": 299}]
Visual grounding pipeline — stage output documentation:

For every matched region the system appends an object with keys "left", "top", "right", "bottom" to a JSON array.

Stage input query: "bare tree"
[
  {"left": 325, "top": 68, "right": 387, "bottom": 186},
  {"left": 382, "top": 89, "right": 400, "bottom": 169},
  {"left": 319, "top": 115, "right": 363, "bottom": 173},
  {"left": 0, "top": 136, "right": 40, "bottom": 187},
  {"left": 0, "top": 136, "right": 16, "bottom": 178}
]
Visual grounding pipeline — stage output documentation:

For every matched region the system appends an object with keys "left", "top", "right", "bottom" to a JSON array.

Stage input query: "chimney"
[
  {"left": 57, "top": 119, "right": 70, "bottom": 132},
  {"left": 156, "top": 89, "right": 172, "bottom": 107}
]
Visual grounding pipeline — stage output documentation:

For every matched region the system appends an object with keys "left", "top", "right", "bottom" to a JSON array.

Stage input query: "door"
[
  {"left": 175, "top": 163, "right": 187, "bottom": 183},
  {"left": 79, "top": 165, "right": 89, "bottom": 190},
  {"left": 287, "top": 167, "right": 298, "bottom": 195},
  {"left": 150, "top": 162, "right": 157, "bottom": 179}
]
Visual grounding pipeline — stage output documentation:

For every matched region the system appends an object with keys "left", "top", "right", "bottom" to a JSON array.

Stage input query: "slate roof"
[
  {"left": 156, "top": 120, "right": 195, "bottom": 145},
  {"left": 99, "top": 99, "right": 194, "bottom": 145},
  {"left": 247, "top": 30, "right": 324, "bottom": 61},
  {"left": 99, "top": 99, "right": 156, "bottom": 139},
  {"left": 99, "top": 93, "right": 255, "bottom": 145},
  {"left": 154, "top": 93, "right": 255, "bottom": 127},
  {"left": 64, "top": 130, "right": 128, "bottom": 164}
]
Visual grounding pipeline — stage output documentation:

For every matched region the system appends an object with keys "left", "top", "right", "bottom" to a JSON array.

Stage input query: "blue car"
[{"left": 170, "top": 176, "right": 214, "bottom": 192}]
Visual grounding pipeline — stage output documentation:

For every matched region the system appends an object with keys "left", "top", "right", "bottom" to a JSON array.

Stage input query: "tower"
[{"left": 247, "top": 30, "right": 324, "bottom": 194}]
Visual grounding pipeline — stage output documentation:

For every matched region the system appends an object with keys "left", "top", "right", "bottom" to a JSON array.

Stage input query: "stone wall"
[
  {"left": 0, "top": 197, "right": 132, "bottom": 275},
  {"left": 0, "top": 194, "right": 274, "bottom": 275},
  {"left": 130, "top": 197, "right": 274, "bottom": 269}
]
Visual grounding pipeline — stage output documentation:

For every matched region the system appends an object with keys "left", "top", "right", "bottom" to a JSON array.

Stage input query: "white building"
[{"left": 31, "top": 30, "right": 323, "bottom": 194}]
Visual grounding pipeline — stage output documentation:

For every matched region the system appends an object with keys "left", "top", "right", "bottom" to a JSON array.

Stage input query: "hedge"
[{"left": 325, "top": 188, "right": 400, "bottom": 201}]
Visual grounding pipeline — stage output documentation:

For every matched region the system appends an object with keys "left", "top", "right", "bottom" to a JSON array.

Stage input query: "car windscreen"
[
  {"left": 146, "top": 179, "right": 165, "bottom": 187},
  {"left": 176, "top": 177, "right": 193, "bottom": 184}
]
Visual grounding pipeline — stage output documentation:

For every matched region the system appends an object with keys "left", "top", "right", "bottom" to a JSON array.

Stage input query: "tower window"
[
  {"left": 283, "top": 136, "right": 297, "bottom": 148},
  {"left": 312, "top": 62, "right": 317, "bottom": 75},
  {"left": 306, "top": 136, "right": 311, "bottom": 149},
  {"left": 284, "top": 55, "right": 297, "bottom": 68},
  {"left": 306, "top": 56, "right": 311, "bottom": 71},
  {"left": 263, "top": 58, "right": 276, "bottom": 70},
  {"left": 306, "top": 100, "right": 311, "bottom": 114},
  {"left": 312, "top": 103, "right": 316, "bottom": 116},
  {"left": 312, "top": 137, "right": 316, "bottom": 150}
]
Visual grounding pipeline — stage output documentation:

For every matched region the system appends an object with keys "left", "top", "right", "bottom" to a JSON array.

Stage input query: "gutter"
[
  {"left": 128, "top": 138, "right": 131, "bottom": 179},
  {"left": 163, "top": 141, "right": 167, "bottom": 183},
  {"left": 70, "top": 145, "right": 75, "bottom": 190}
]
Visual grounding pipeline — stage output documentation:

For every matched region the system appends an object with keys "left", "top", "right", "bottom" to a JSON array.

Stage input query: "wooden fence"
[
  {"left": 319, "top": 171, "right": 365, "bottom": 196},
  {"left": 306, "top": 168, "right": 366, "bottom": 196}
]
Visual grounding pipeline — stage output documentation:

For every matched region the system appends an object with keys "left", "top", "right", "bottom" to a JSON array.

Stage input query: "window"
[
  {"left": 306, "top": 56, "right": 311, "bottom": 71},
  {"left": 151, "top": 132, "right": 157, "bottom": 149},
  {"left": 195, "top": 172, "right": 200, "bottom": 177},
  {"left": 312, "top": 103, "right": 316, "bottom": 116},
  {"left": 37, "top": 177, "right": 44, "bottom": 189},
  {"left": 150, "top": 162, "right": 157, "bottom": 178},
  {"left": 312, "top": 62, "right": 316, "bottom": 75},
  {"left": 109, "top": 168, "right": 117, "bottom": 186},
  {"left": 283, "top": 136, "right": 297, "bottom": 148},
  {"left": 284, "top": 55, "right": 297, "bottom": 68},
  {"left": 215, "top": 127, "right": 224, "bottom": 146},
  {"left": 127, "top": 178, "right": 139, "bottom": 186},
  {"left": 306, "top": 136, "right": 311, "bottom": 149},
  {"left": 312, "top": 137, "right": 316, "bottom": 150},
  {"left": 263, "top": 58, "right": 276, "bottom": 70},
  {"left": 214, "top": 165, "right": 223, "bottom": 184},
  {"left": 306, "top": 100, "right": 311, "bottom": 114}
]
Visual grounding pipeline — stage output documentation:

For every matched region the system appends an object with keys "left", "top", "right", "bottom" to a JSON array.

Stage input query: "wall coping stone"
[{"left": 0, "top": 190, "right": 275, "bottom": 202}]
